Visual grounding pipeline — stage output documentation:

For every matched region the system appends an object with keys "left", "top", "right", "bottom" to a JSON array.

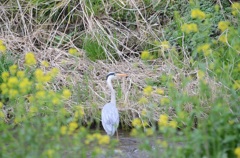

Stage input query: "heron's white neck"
[{"left": 107, "top": 77, "right": 116, "bottom": 105}]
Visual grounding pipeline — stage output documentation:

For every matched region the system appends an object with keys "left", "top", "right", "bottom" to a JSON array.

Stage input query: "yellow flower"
[
  {"left": 52, "top": 97, "right": 60, "bottom": 105},
  {"left": 75, "top": 106, "right": 84, "bottom": 117},
  {"left": 35, "top": 91, "right": 45, "bottom": 99},
  {"left": 0, "top": 44, "right": 6, "bottom": 54},
  {"left": 85, "top": 134, "right": 95, "bottom": 144},
  {"left": 156, "top": 140, "right": 168, "bottom": 148},
  {"left": 197, "top": 43, "right": 210, "bottom": 52},
  {"left": 197, "top": 70, "right": 205, "bottom": 79},
  {"left": 138, "top": 97, "right": 148, "bottom": 104},
  {"left": 19, "top": 78, "right": 32, "bottom": 94},
  {"left": 35, "top": 83, "right": 44, "bottom": 90},
  {"left": 84, "top": 139, "right": 90, "bottom": 145},
  {"left": 218, "top": 21, "right": 230, "bottom": 32},
  {"left": 41, "top": 61, "right": 49, "bottom": 67},
  {"left": 231, "top": 2, "right": 240, "bottom": 16},
  {"left": 50, "top": 68, "right": 59, "bottom": 77},
  {"left": 68, "top": 48, "right": 78, "bottom": 56},
  {"left": 141, "top": 109, "right": 147, "bottom": 116},
  {"left": 0, "top": 102, "right": 3, "bottom": 108},
  {"left": 161, "top": 141, "right": 168, "bottom": 148},
  {"left": 188, "top": 23, "right": 198, "bottom": 32},
  {"left": 158, "top": 114, "right": 168, "bottom": 126},
  {"left": 143, "top": 86, "right": 153, "bottom": 95},
  {"left": 43, "top": 74, "right": 52, "bottom": 82},
  {"left": 9, "top": 89, "right": 18, "bottom": 99},
  {"left": 9, "top": 64, "right": 18, "bottom": 75},
  {"left": 7, "top": 77, "right": 19, "bottom": 88},
  {"left": 161, "top": 40, "right": 170, "bottom": 50},
  {"left": 46, "top": 149, "right": 54, "bottom": 158},
  {"left": 235, "top": 147, "right": 240, "bottom": 158},
  {"left": 98, "top": 135, "right": 110, "bottom": 145},
  {"left": 29, "top": 106, "right": 38, "bottom": 114},
  {"left": 132, "top": 118, "right": 142, "bottom": 127},
  {"left": 14, "top": 117, "right": 22, "bottom": 124},
  {"left": 74, "top": 111, "right": 79, "bottom": 119},
  {"left": 156, "top": 88, "right": 164, "bottom": 95},
  {"left": 35, "top": 68, "right": 44, "bottom": 77},
  {"left": 233, "top": 80, "right": 240, "bottom": 90},
  {"left": 142, "top": 120, "right": 148, "bottom": 127},
  {"left": 0, "top": 111, "right": 4, "bottom": 118},
  {"left": 219, "top": 34, "right": 227, "bottom": 44},
  {"left": 181, "top": 23, "right": 198, "bottom": 34},
  {"left": 169, "top": 120, "right": 178, "bottom": 129},
  {"left": 69, "top": 122, "right": 78, "bottom": 133},
  {"left": 160, "top": 97, "right": 170, "bottom": 105},
  {"left": 145, "top": 128, "right": 154, "bottom": 136},
  {"left": 228, "top": 120, "right": 234, "bottom": 125},
  {"left": 191, "top": 9, "right": 206, "bottom": 19},
  {"left": 17, "top": 71, "right": 25, "bottom": 79},
  {"left": 62, "top": 89, "right": 71, "bottom": 99},
  {"left": 60, "top": 126, "right": 67, "bottom": 135},
  {"left": 1, "top": 72, "right": 9, "bottom": 82},
  {"left": 130, "top": 128, "right": 138, "bottom": 136},
  {"left": 141, "top": 50, "right": 150, "bottom": 60},
  {"left": 1, "top": 83, "right": 8, "bottom": 94},
  {"left": 25, "top": 52, "right": 37, "bottom": 66},
  {"left": 93, "top": 133, "right": 102, "bottom": 140},
  {"left": 34, "top": 69, "right": 46, "bottom": 82},
  {"left": 197, "top": 43, "right": 211, "bottom": 56}
]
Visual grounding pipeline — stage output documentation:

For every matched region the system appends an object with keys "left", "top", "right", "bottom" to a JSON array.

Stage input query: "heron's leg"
[{"left": 116, "top": 130, "right": 119, "bottom": 140}]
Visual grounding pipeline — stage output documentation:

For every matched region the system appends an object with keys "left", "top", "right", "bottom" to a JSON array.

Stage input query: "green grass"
[{"left": 82, "top": 37, "right": 107, "bottom": 61}]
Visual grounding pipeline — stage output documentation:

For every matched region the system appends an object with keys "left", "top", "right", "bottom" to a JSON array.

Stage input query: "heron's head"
[{"left": 106, "top": 72, "right": 127, "bottom": 81}]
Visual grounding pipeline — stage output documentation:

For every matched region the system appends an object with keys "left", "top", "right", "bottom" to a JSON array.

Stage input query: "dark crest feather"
[{"left": 106, "top": 72, "right": 115, "bottom": 80}]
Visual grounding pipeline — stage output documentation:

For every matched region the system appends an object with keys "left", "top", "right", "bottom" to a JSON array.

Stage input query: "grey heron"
[{"left": 101, "top": 72, "right": 127, "bottom": 138}]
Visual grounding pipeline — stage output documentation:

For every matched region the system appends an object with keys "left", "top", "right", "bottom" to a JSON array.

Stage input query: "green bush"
[
  {"left": 83, "top": 37, "right": 107, "bottom": 61},
  {"left": 0, "top": 51, "right": 116, "bottom": 158},
  {"left": 135, "top": 1, "right": 240, "bottom": 157}
]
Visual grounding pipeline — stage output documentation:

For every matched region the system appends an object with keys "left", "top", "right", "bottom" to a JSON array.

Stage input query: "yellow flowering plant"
[
  {"left": 0, "top": 52, "right": 74, "bottom": 121},
  {"left": 132, "top": 2, "right": 240, "bottom": 157},
  {"left": 25, "top": 52, "right": 37, "bottom": 66},
  {"left": 235, "top": 147, "right": 240, "bottom": 158},
  {"left": 231, "top": 2, "right": 240, "bottom": 16},
  {"left": 181, "top": 23, "right": 198, "bottom": 34},
  {"left": 0, "top": 40, "right": 7, "bottom": 54},
  {"left": 218, "top": 21, "right": 230, "bottom": 32},
  {"left": 141, "top": 50, "right": 151, "bottom": 60},
  {"left": 191, "top": 8, "right": 206, "bottom": 20},
  {"left": 0, "top": 50, "right": 119, "bottom": 158}
]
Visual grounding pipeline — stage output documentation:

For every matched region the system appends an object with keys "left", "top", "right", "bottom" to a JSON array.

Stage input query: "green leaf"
[{"left": 222, "top": 135, "right": 237, "bottom": 144}]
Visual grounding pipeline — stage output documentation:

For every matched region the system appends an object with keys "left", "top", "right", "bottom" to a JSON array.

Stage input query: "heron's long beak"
[{"left": 116, "top": 73, "right": 128, "bottom": 77}]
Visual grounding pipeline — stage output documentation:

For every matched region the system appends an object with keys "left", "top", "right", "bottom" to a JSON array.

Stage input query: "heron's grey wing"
[{"left": 101, "top": 103, "right": 119, "bottom": 136}]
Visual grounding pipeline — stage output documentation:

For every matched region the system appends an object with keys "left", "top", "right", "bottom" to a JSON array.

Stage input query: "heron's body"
[
  {"left": 101, "top": 72, "right": 127, "bottom": 137},
  {"left": 101, "top": 103, "right": 119, "bottom": 136}
]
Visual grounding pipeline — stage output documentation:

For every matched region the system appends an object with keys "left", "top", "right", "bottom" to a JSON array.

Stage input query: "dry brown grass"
[{"left": 0, "top": 0, "right": 225, "bottom": 126}]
